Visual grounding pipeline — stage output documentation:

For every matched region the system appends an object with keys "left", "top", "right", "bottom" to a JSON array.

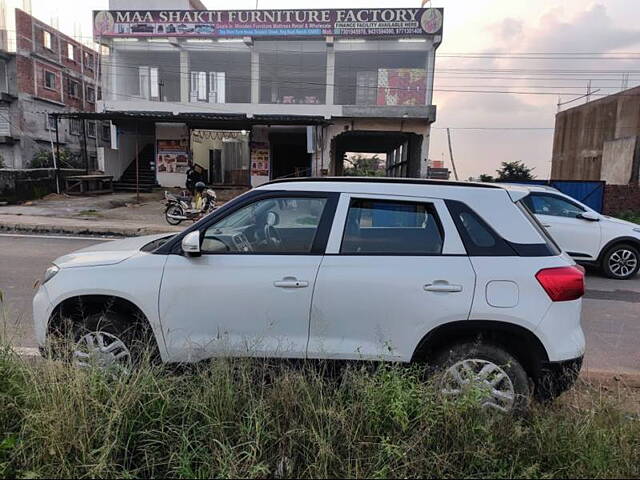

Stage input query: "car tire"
[
  {"left": 71, "top": 311, "right": 158, "bottom": 370},
  {"left": 432, "top": 341, "right": 531, "bottom": 413},
  {"left": 601, "top": 243, "right": 640, "bottom": 280}
]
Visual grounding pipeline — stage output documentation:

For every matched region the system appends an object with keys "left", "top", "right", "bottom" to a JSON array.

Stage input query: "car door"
[
  {"left": 159, "top": 192, "right": 337, "bottom": 362},
  {"left": 307, "top": 194, "right": 476, "bottom": 362},
  {"left": 523, "top": 192, "right": 601, "bottom": 260}
]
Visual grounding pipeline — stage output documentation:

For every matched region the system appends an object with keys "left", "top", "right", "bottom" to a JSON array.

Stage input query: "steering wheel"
[{"left": 264, "top": 224, "right": 282, "bottom": 249}]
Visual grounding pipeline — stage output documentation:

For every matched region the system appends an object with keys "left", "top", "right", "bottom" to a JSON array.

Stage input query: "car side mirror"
[
  {"left": 579, "top": 211, "right": 600, "bottom": 222},
  {"left": 182, "top": 231, "right": 201, "bottom": 257}
]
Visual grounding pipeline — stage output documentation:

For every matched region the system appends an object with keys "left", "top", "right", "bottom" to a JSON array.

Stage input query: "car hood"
[
  {"left": 54, "top": 233, "right": 175, "bottom": 269},
  {"left": 602, "top": 216, "right": 640, "bottom": 229}
]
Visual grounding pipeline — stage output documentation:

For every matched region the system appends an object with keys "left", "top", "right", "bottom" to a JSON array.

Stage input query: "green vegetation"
[
  {"left": 0, "top": 345, "right": 637, "bottom": 479},
  {"left": 30, "top": 149, "right": 81, "bottom": 169},
  {"left": 495, "top": 161, "right": 536, "bottom": 182},
  {"left": 344, "top": 155, "right": 386, "bottom": 177},
  {"left": 76, "top": 209, "right": 102, "bottom": 218},
  {"left": 617, "top": 210, "right": 640, "bottom": 225}
]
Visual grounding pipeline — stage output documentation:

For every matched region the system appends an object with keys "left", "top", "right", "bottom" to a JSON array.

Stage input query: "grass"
[
  {"left": 616, "top": 211, "right": 640, "bottom": 225},
  {"left": 0, "top": 347, "right": 638, "bottom": 479}
]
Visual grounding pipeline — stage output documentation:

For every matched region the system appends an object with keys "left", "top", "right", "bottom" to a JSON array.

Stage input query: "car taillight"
[{"left": 536, "top": 266, "right": 585, "bottom": 302}]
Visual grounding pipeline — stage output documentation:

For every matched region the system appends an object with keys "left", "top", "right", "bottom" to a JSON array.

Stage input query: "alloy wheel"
[
  {"left": 608, "top": 249, "right": 638, "bottom": 278},
  {"left": 73, "top": 331, "right": 132, "bottom": 371},
  {"left": 441, "top": 358, "right": 516, "bottom": 412}
]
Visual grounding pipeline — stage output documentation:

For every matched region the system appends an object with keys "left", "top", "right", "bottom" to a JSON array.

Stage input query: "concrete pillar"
[
  {"left": 180, "top": 49, "right": 190, "bottom": 103},
  {"left": 420, "top": 125, "right": 431, "bottom": 178},
  {"left": 325, "top": 46, "right": 335, "bottom": 105},
  {"left": 251, "top": 48, "right": 260, "bottom": 104},
  {"left": 109, "top": 48, "right": 117, "bottom": 101},
  {"left": 425, "top": 48, "right": 435, "bottom": 106}
]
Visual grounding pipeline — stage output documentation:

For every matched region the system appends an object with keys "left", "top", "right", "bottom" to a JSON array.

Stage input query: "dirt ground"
[{"left": 567, "top": 371, "right": 640, "bottom": 415}]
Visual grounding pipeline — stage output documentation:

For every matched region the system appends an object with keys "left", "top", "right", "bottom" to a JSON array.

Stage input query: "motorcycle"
[{"left": 164, "top": 189, "right": 217, "bottom": 225}]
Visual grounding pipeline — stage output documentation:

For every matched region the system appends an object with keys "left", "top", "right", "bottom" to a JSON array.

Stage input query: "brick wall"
[
  {"left": 604, "top": 184, "right": 640, "bottom": 215},
  {"left": 16, "top": 56, "right": 34, "bottom": 96},
  {"left": 14, "top": 9, "right": 100, "bottom": 111},
  {"left": 0, "top": 168, "right": 84, "bottom": 202}
]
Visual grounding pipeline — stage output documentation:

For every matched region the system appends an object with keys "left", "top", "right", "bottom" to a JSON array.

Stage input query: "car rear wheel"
[
  {"left": 165, "top": 205, "right": 184, "bottom": 226},
  {"left": 433, "top": 341, "right": 530, "bottom": 413},
  {"left": 602, "top": 243, "right": 640, "bottom": 280}
]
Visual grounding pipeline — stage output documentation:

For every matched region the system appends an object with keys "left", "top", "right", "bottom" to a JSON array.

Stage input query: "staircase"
[{"left": 113, "top": 144, "right": 158, "bottom": 193}]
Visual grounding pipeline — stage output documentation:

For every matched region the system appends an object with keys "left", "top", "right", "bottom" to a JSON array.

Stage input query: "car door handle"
[
  {"left": 424, "top": 282, "right": 463, "bottom": 293},
  {"left": 542, "top": 224, "right": 551, "bottom": 228},
  {"left": 274, "top": 277, "right": 309, "bottom": 289}
]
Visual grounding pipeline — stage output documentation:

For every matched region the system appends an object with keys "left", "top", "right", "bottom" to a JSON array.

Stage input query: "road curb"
[{"left": 0, "top": 217, "right": 181, "bottom": 237}]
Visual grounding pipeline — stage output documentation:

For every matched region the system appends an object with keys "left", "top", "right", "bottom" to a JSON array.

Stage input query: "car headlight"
[{"left": 43, "top": 264, "right": 60, "bottom": 284}]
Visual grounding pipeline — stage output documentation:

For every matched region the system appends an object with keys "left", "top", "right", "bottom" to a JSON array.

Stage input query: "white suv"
[
  {"left": 34, "top": 179, "right": 586, "bottom": 411},
  {"left": 519, "top": 185, "right": 640, "bottom": 279}
]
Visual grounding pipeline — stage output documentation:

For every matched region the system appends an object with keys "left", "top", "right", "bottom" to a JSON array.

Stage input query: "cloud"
[{"left": 431, "top": 3, "right": 640, "bottom": 180}]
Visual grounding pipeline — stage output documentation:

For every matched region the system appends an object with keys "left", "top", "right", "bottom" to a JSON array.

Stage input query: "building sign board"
[{"left": 93, "top": 8, "right": 443, "bottom": 39}]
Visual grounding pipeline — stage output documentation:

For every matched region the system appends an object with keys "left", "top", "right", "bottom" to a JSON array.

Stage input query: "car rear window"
[
  {"left": 516, "top": 200, "right": 562, "bottom": 256},
  {"left": 341, "top": 199, "right": 444, "bottom": 255}
]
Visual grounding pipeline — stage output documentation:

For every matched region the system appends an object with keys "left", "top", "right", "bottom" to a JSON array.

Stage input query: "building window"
[
  {"left": 138, "top": 66, "right": 159, "bottom": 100},
  {"left": 43, "top": 30, "right": 52, "bottom": 50},
  {"left": 70, "top": 118, "right": 81, "bottom": 135},
  {"left": 84, "top": 52, "right": 94, "bottom": 70},
  {"left": 101, "top": 122, "right": 111, "bottom": 142},
  {"left": 44, "top": 70, "right": 56, "bottom": 90},
  {"left": 68, "top": 79, "right": 80, "bottom": 98},
  {"left": 67, "top": 43, "right": 75, "bottom": 61},
  {"left": 86, "top": 86, "right": 96, "bottom": 102},
  {"left": 87, "top": 121, "right": 96, "bottom": 138},
  {"left": 190, "top": 71, "right": 207, "bottom": 102},
  {"left": 44, "top": 113, "right": 57, "bottom": 131}
]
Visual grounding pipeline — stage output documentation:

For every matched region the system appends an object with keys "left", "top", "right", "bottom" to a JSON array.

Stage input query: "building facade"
[
  {"left": 0, "top": 9, "right": 104, "bottom": 169},
  {"left": 94, "top": 1, "right": 443, "bottom": 189},
  {"left": 551, "top": 85, "right": 640, "bottom": 185}
]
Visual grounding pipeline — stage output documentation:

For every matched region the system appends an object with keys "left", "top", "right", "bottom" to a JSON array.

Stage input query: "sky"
[{"left": 18, "top": 0, "right": 640, "bottom": 179}]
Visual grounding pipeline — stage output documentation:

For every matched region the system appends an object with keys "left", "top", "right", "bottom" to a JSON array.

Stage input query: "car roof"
[
  {"left": 260, "top": 177, "right": 531, "bottom": 201},
  {"left": 498, "top": 183, "right": 560, "bottom": 194},
  {"left": 264, "top": 177, "right": 501, "bottom": 189}
]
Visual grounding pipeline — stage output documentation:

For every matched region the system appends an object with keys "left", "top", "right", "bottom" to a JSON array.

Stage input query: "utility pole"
[
  {"left": 446, "top": 128, "right": 459, "bottom": 181},
  {"left": 585, "top": 80, "right": 592, "bottom": 104}
]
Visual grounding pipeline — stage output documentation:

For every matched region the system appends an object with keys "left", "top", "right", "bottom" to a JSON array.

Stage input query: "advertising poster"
[
  {"left": 377, "top": 69, "right": 427, "bottom": 106},
  {"left": 250, "top": 142, "right": 270, "bottom": 177},
  {"left": 157, "top": 139, "right": 189, "bottom": 174}
]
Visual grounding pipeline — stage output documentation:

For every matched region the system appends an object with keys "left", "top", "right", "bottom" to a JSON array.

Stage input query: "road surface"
[{"left": 1, "top": 233, "right": 638, "bottom": 373}]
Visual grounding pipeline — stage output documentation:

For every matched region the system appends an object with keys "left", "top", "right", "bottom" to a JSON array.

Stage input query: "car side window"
[
  {"left": 524, "top": 193, "right": 585, "bottom": 218},
  {"left": 341, "top": 199, "right": 443, "bottom": 255},
  {"left": 202, "top": 197, "right": 328, "bottom": 254}
]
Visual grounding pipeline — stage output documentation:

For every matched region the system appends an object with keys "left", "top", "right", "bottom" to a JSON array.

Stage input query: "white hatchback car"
[
  {"left": 34, "top": 178, "right": 586, "bottom": 411},
  {"left": 519, "top": 185, "right": 640, "bottom": 279}
]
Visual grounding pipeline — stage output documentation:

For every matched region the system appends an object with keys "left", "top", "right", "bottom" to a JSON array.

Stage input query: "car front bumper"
[
  {"left": 32, "top": 285, "right": 53, "bottom": 348},
  {"left": 535, "top": 356, "right": 583, "bottom": 401}
]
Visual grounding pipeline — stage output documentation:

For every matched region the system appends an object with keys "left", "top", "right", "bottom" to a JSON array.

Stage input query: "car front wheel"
[
  {"left": 433, "top": 341, "right": 531, "bottom": 413},
  {"left": 602, "top": 243, "right": 640, "bottom": 279}
]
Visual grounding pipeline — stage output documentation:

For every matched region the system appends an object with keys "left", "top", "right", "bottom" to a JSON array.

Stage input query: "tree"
[
  {"left": 496, "top": 161, "right": 535, "bottom": 181},
  {"left": 343, "top": 154, "right": 385, "bottom": 177},
  {"left": 478, "top": 174, "right": 494, "bottom": 182}
]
